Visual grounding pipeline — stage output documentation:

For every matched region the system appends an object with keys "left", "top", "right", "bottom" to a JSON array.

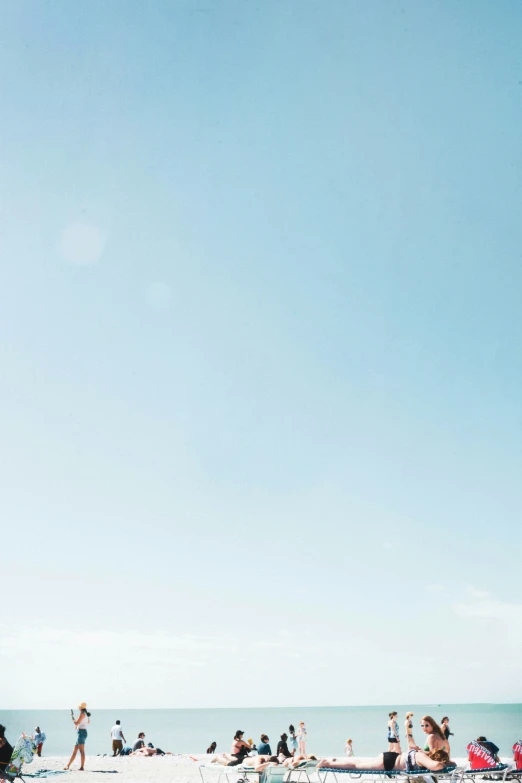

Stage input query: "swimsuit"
[
  {"left": 383, "top": 752, "right": 400, "bottom": 772},
  {"left": 388, "top": 722, "right": 399, "bottom": 743}
]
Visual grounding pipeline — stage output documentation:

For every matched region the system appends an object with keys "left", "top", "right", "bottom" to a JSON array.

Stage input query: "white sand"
[
  {"left": 27, "top": 754, "right": 209, "bottom": 783},
  {"left": 26, "top": 755, "right": 512, "bottom": 783}
]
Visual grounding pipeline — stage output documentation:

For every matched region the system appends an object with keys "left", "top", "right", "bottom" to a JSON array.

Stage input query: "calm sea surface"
[{"left": 2, "top": 705, "right": 521, "bottom": 758}]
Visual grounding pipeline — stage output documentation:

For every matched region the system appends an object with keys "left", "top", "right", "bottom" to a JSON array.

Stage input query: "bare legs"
[
  {"left": 316, "top": 755, "right": 386, "bottom": 771},
  {"left": 65, "top": 743, "right": 85, "bottom": 770}
]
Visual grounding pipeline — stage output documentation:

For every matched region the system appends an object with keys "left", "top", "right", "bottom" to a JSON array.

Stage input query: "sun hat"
[{"left": 78, "top": 702, "right": 87, "bottom": 709}]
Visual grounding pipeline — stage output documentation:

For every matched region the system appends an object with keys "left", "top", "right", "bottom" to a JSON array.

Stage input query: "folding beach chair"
[
  {"left": 199, "top": 762, "right": 260, "bottom": 783},
  {"left": 1, "top": 736, "right": 36, "bottom": 783}
]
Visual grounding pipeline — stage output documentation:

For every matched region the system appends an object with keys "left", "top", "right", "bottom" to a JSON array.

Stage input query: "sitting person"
[
  {"left": 0, "top": 725, "right": 13, "bottom": 780},
  {"left": 133, "top": 733, "right": 146, "bottom": 752},
  {"left": 277, "top": 734, "right": 293, "bottom": 759},
  {"left": 211, "top": 731, "right": 253, "bottom": 766},
  {"left": 317, "top": 743, "right": 452, "bottom": 773},
  {"left": 258, "top": 735, "right": 271, "bottom": 755},
  {"left": 467, "top": 738, "right": 501, "bottom": 769}
]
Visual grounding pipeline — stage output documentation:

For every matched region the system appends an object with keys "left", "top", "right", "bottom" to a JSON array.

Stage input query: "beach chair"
[
  {"left": 0, "top": 736, "right": 36, "bottom": 783},
  {"left": 199, "top": 762, "right": 260, "bottom": 783},
  {"left": 457, "top": 765, "right": 509, "bottom": 783},
  {"left": 312, "top": 765, "right": 458, "bottom": 783}
]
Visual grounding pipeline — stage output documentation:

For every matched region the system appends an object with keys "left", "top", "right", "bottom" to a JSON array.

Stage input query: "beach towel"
[{"left": 4, "top": 736, "right": 36, "bottom": 778}]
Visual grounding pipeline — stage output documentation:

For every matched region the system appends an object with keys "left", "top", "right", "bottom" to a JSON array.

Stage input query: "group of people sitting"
[{"left": 209, "top": 730, "right": 316, "bottom": 772}]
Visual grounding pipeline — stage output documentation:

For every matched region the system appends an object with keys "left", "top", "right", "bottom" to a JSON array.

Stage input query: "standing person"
[
  {"left": 344, "top": 739, "right": 354, "bottom": 756},
  {"left": 512, "top": 739, "right": 522, "bottom": 771},
  {"left": 288, "top": 726, "right": 298, "bottom": 756},
  {"left": 297, "top": 723, "right": 307, "bottom": 756},
  {"left": 387, "top": 712, "right": 401, "bottom": 753},
  {"left": 110, "top": 721, "right": 126, "bottom": 756},
  {"left": 405, "top": 713, "right": 414, "bottom": 743},
  {"left": 440, "top": 718, "right": 454, "bottom": 741},
  {"left": 65, "top": 703, "right": 91, "bottom": 771},
  {"left": 0, "top": 725, "right": 13, "bottom": 778},
  {"left": 34, "top": 728, "right": 46, "bottom": 758}
]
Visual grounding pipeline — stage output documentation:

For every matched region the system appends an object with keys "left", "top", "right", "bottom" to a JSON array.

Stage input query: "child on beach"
[
  {"left": 289, "top": 726, "right": 298, "bottom": 756},
  {"left": 297, "top": 722, "right": 307, "bottom": 755},
  {"left": 344, "top": 739, "right": 353, "bottom": 756}
]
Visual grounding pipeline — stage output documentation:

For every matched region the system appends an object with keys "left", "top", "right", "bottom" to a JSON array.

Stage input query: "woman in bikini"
[
  {"left": 316, "top": 744, "right": 452, "bottom": 773},
  {"left": 405, "top": 713, "right": 414, "bottom": 744},
  {"left": 419, "top": 716, "right": 450, "bottom": 755},
  {"left": 387, "top": 712, "right": 401, "bottom": 754},
  {"left": 211, "top": 731, "right": 253, "bottom": 766}
]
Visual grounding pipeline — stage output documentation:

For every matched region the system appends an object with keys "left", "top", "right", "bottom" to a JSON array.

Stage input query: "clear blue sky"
[{"left": 1, "top": 0, "right": 521, "bottom": 708}]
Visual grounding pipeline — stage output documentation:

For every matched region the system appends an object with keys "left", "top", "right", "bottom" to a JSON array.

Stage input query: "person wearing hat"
[
  {"left": 65, "top": 703, "right": 91, "bottom": 771},
  {"left": 34, "top": 727, "right": 46, "bottom": 757}
]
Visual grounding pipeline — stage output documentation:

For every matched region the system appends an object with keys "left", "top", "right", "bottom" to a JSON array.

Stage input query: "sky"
[{"left": 0, "top": 0, "right": 521, "bottom": 710}]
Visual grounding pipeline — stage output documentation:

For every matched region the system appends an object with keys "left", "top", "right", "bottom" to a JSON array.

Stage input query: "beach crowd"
[{"left": 1, "top": 705, "right": 522, "bottom": 779}]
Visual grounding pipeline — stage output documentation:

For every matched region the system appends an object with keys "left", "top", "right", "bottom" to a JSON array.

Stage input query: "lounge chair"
[
  {"left": 199, "top": 761, "right": 261, "bottom": 783},
  {"left": 305, "top": 764, "right": 458, "bottom": 783},
  {"left": 458, "top": 765, "right": 509, "bottom": 783}
]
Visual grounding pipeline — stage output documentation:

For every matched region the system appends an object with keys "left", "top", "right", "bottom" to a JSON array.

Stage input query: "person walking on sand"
[
  {"left": 405, "top": 713, "right": 414, "bottom": 744},
  {"left": 65, "top": 703, "right": 91, "bottom": 771},
  {"left": 110, "top": 720, "right": 126, "bottom": 756},
  {"left": 388, "top": 712, "right": 401, "bottom": 753},
  {"left": 441, "top": 718, "right": 454, "bottom": 741},
  {"left": 34, "top": 728, "right": 46, "bottom": 758},
  {"left": 344, "top": 739, "right": 354, "bottom": 756},
  {"left": 296, "top": 723, "right": 307, "bottom": 756}
]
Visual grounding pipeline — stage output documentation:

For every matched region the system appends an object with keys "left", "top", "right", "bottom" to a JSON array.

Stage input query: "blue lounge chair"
[
  {"left": 458, "top": 765, "right": 509, "bottom": 783},
  {"left": 309, "top": 765, "right": 458, "bottom": 783}
]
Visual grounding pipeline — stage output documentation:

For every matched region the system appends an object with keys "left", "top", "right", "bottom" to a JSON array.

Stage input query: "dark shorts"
[
  {"left": 112, "top": 740, "right": 123, "bottom": 752},
  {"left": 383, "top": 752, "right": 400, "bottom": 771},
  {"left": 388, "top": 738, "right": 399, "bottom": 744},
  {"left": 76, "top": 730, "right": 88, "bottom": 746}
]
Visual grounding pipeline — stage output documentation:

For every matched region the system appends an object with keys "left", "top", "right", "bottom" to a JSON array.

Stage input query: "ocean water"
[{"left": 1, "top": 704, "right": 521, "bottom": 759}]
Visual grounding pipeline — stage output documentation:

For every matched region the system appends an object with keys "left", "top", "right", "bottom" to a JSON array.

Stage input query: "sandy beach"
[
  {"left": 24, "top": 754, "right": 505, "bottom": 783},
  {"left": 26, "top": 755, "right": 211, "bottom": 783}
]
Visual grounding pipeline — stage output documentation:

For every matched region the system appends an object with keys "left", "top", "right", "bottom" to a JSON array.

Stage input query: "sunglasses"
[{"left": 420, "top": 724, "right": 430, "bottom": 728}]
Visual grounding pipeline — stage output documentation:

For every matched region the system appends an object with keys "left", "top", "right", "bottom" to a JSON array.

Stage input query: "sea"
[{"left": 2, "top": 704, "right": 521, "bottom": 758}]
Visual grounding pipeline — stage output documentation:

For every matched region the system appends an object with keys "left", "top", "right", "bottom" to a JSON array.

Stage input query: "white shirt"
[{"left": 111, "top": 725, "right": 123, "bottom": 740}]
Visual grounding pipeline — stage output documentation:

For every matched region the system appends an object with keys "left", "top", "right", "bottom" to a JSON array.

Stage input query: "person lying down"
[
  {"left": 210, "top": 753, "right": 317, "bottom": 772},
  {"left": 316, "top": 747, "right": 452, "bottom": 773}
]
